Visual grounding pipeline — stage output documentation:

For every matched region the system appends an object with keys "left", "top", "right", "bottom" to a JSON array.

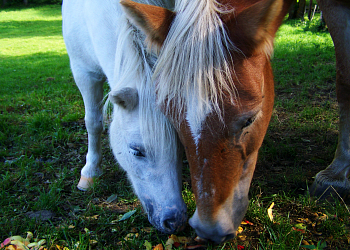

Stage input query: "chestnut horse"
[{"left": 122, "top": 0, "right": 350, "bottom": 244}]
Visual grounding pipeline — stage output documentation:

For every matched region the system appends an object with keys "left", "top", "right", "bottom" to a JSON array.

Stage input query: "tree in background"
[{"left": 288, "top": 0, "right": 325, "bottom": 25}]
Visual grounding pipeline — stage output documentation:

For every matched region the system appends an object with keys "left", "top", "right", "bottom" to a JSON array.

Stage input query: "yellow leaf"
[
  {"left": 169, "top": 235, "right": 179, "bottom": 243},
  {"left": 318, "top": 214, "right": 328, "bottom": 221},
  {"left": 177, "top": 237, "right": 191, "bottom": 244},
  {"left": 124, "top": 233, "right": 139, "bottom": 241},
  {"left": 238, "top": 235, "right": 247, "bottom": 241},
  {"left": 301, "top": 240, "right": 310, "bottom": 245},
  {"left": 84, "top": 215, "right": 99, "bottom": 220},
  {"left": 236, "top": 226, "right": 244, "bottom": 234},
  {"left": 267, "top": 202, "right": 274, "bottom": 222},
  {"left": 6, "top": 246, "right": 17, "bottom": 250},
  {"left": 141, "top": 227, "right": 153, "bottom": 233},
  {"left": 56, "top": 244, "right": 63, "bottom": 250}
]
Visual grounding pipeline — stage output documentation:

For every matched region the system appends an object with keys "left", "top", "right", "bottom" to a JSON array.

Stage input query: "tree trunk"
[
  {"left": 297, "top": 0, "right": 306, "bottom": 19},
  {"left": 2, "top": 0, "right": 7, "bottom": 7},
  {"left": 23, "top": 0, "right": 28, "bottom": 5},
  {"left": 288, "top": 0, "right": 298, "bottom": 19},
  {"left": 308, "top": 0, "right": 313, "bottom": 20}
]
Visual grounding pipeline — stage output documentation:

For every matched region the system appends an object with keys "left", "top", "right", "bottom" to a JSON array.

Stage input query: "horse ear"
[
  {"left": 225, "top": 0, "right": 284, "bottom": 57},
  {"left": 109, "top": 87, "right": 139, "bottom": 111},
  {"left": 120, "top": 0, "right": 175, "bottom": 48}
]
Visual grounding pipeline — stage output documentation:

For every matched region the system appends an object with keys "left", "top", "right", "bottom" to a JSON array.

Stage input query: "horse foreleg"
[
  {"left": 310, "top": 0, "right": 350, "bottom": 199},
  {"left": 73, "top": 69, "right": 105, "bottom": 191}
]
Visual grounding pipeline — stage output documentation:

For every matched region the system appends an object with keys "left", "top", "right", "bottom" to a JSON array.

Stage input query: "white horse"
[{"left": 62, "top": 0, "right": 186, "bottom": 234}]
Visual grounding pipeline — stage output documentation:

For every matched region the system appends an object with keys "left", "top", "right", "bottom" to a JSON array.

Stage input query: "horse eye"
[
  {"left": 242, "top": 117, "right": 254, "bottom": 129},
  {"left": 130, "top": 146, "right": 145, "bottom": 157}
]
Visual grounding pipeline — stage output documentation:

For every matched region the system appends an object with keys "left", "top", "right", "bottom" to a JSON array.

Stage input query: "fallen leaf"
[
  {"left": 174, "top": 242, "right": 181, "bottom": 248},
  {"left": 236, "top": 226, "right": 244, "bottom": 234},
  {"left": 317, "top": 214, "right": 328, "bottom": 222},
  {"left": 178, "top": 237, "right": 192, "bottom": 244},
  {"left": 267, "top": 202, "right": 274, "bottom": 222},
  {"left": 1, "top": 238, "right": 11, "bottom": 248},
  {"left": 294, "top": 223, "right": 307, "bottom": 230},
  {"left": 238, "top": 235, "right": 247, "bottom": 241},
  {"left": 154, "top": 244, "right": 164, "bottom": 250},
  {"left": 301, "top": 240, "right": 310, "bottom": 245},
  {"left": 241, "top": 220, "right": 253, "bottom": 225},
  {"left": 144, "top": 240, "right": 152, "bottom": 250},
  {"left": 124, "top": 233, "right": 139, "bottom": 241},
  {"left": 165, "top": 237, "right": 174, "bottom": 250},
  {"left": 84, "top": 215, "right": 99, "bottom": 220},
  {"left": 292, "top": 227, "right": 306, "bottom": 234},
  {"left": 89, "top": 240, "right": 98, "bottom": 245},
  {"left": 118, "top": 210, "right": 136, "bottom": 222},
  {"left": 194, "top": 236, "right": 207, "bottom": 244},
  {"left": 25, "top": 233, "right": 33, "bottom": 243},
  {"left": 141, "top": 227, "right": 153, "bottom": 233},
  {"left": 169, "top": 234, "right": 179, "bottom": 243},
  {"left": 106, "top": 194, "right": 118, "bottom": 203}
]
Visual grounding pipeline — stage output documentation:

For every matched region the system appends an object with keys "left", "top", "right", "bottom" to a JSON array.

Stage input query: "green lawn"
[{"left": 0, "top": 6, "right": 349, "bottom": 250}]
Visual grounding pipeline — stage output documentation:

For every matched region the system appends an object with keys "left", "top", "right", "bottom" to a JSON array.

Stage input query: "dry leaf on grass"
[
  {"left": 267, "top": 202, "right": 275, "bottom": 222},
  {"left": 153, "top": 244, "right": 164, "bottom": 250},
  {"left": 1, "top": 232, "right": 70, "bottom": 250}
]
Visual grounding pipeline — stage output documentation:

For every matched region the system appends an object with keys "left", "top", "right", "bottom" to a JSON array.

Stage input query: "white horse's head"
[{"left": 109, "top": 86, "right": 187, "bottom": 234}]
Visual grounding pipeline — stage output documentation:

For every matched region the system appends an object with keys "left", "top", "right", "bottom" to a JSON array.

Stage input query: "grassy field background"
[{"left": 1, "top": 5, "right": 349, "bottom": 250}]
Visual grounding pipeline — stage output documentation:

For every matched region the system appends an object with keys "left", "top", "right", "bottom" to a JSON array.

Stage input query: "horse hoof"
[
  {"left": 77, "top": 176, "right": 94, "bottom": 191},
  {"left": 309, "top": 179, "right": 350, "bottom": 201}
]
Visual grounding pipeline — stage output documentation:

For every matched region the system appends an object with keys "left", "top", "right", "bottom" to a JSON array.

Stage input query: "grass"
[{"left": 0, "top": 6, "right": 349, "bottom": 250}]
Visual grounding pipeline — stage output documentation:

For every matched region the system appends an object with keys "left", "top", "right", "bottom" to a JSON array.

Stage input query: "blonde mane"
[{"left": 154, "top": 0, "right": 239, "bottom": 122}]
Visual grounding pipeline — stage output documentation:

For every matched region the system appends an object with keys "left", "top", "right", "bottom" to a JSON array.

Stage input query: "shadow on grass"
[{"left": 0, "top": 52, "right": 70, "bottom": 95}]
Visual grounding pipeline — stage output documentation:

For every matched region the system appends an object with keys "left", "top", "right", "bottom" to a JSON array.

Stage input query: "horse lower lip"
[{"left": 149, "top": 210, "right": 187, "bottom": 234}]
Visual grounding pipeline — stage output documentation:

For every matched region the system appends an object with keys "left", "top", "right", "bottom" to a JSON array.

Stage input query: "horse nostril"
[{"left": 163, "top": 217, "right": 177, "bottom": 232}]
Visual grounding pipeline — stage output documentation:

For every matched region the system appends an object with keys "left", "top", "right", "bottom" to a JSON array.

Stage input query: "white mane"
[
  {"left": 111, "top": 0, "right": 180, "bottom": 159},
  {"left": 154, "top": 0, "right": 238, "bottom": 123}
]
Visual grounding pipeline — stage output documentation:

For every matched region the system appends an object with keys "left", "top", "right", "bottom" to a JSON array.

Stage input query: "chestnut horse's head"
[{"left": 121, "top": 0, "right": 289, "bottom": 244}]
